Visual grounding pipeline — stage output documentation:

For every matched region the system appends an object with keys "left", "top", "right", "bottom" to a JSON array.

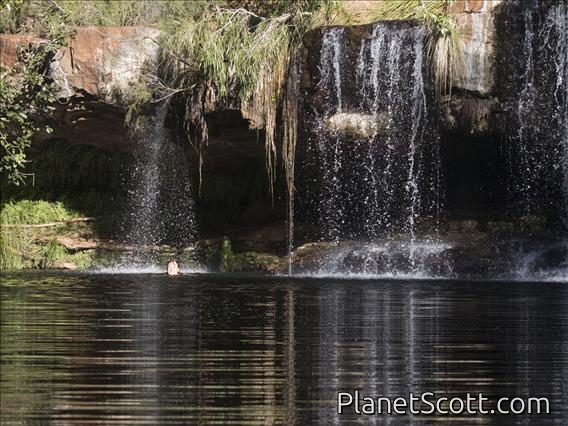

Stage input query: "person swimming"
[{"left": 167, "top": 258, "right": 180, "bottom": 276}]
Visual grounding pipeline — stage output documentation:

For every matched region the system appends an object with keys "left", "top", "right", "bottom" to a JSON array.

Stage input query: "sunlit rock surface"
[
  {"left": 450, "top": 0, "right": 502, "bottom": 96},
  {"left": 1, "top": 27, "right": 160, "bottom": 104},
  {"left": 0, "top": 33, "right": 43, "bottom": 67},
  {"left": 325, "top": 112, "right": 387, "bottom": 138},
  {"left": 50, "top": 26, "right": 160, "bottom": 104},
  {"left": 1, "top": 27, "right": 160, "bottom": 150}
]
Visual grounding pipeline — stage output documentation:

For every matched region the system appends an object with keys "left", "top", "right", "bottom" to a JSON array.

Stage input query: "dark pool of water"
[{"left": 1, "top": 272, "right": 567, "bottom": 424}]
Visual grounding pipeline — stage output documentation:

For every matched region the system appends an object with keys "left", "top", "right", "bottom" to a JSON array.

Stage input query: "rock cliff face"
[
  {"left": 0, "top": 1, "right": 557, "bottom": 181},
  {"left": 1, "top": 26, "right": 159, "bottom": 103},
  {"left": 444, "top": 0, "right": 503, "bottom": 136},
  {"left": 51, "top": 26, "right": 160, "bottom": 104},
  {"left": 0, "top": 1, "right": 513, "bottom": 144},
  {"left": 451, "top": 0, "right": 502, "bottom": 96},
  {"left": 340, "top": 0, "right": 504, "bottom": 101},
  {"left": 1, "top": 27, "right": 159, "bottom": 150}
]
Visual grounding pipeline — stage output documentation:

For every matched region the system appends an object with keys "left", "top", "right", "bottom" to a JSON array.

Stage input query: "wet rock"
[
  {"left": 196, "top": 237, "right": 281, "bottom": 272},
  {"left": 325, "top": 112, "right": 388, "bottom": 138},
  {"left": 269, "top": 233, "right": 567, "bottom": 280},
  {"left": 232, "top": 252, "right": 281, "bottom": 273},
  {"left": 226, "top": 224, "right": 288, "bottom": 254},
  {"left": 277, "top": 241, "right": 338, "bottom": 273},
  {"left": 519, "top": 215, "right": 549, "bottom": 235},
  {"left": 443, "top": 1, "right": 506, "bottom": 134},
  {"left": 521, "top": 243, "right": 568, "bottom": 273}
]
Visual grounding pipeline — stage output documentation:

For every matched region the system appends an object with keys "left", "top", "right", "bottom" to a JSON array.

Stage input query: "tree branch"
[{"left": 1, "top": 217, "right": 95, "bottom": 228}]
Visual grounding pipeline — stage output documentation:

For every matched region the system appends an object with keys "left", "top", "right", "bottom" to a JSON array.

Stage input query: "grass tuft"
[
  {"left": 368, "top": 0, "right": 447, "bottom": 22},
  {"left": 0, "top": 200, "right": 77, "bottom": 224},
  {"left": 156, "top": 2, "right": 342, "bottom": 198},
  {"left": 425, "top": 13, "right": 465, "bottom": 99},
  {"left": 0, "top": 200, "right": 78, "bottom": 270}
]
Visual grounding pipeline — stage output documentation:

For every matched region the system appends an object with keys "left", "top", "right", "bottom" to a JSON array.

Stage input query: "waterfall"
[
  {"left": 549, "top": 3, "right": 568, "bottom": 228},
  {"left": 321, "top": 28, "right": 344, "bottom": 114},
  {"left": 121, "top": 103, "right": 196, "bottom": 267},
  {"left": 506, "top": 2, "right": 568, "bottom": 227},
  {"left": 298, "top": 22, "right": 441, "bottom": 277},
  {"left": 126, "top": 105, "right": 166, "bottom": 250},
  {"left": 317, "top": 27, "right": 346, "bottom": 243},
  {"left": 502, "top": 2, "right": 568, "bottom": 281}
]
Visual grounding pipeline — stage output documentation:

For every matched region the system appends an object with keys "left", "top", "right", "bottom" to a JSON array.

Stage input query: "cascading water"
[
  {"left": 126, "top": 106, "right": 167, "bottom": 252},
  {"left": 298, "top": 22, "right": 442, "bottom": 277},
  {"left": 502, "top": 2, "right": 568, "bottom": 280},
  {"left": 317, "top": 27, "right": 345, "bottom": 243},
  {"left": 118, "top": 103, "right": 196, "bottom": 269},
  {"left": 357, "top": 23, "right": 441, "bottom": 247},
  {"left": 505, "top": 2, "right": 568, "bottom": 225}
]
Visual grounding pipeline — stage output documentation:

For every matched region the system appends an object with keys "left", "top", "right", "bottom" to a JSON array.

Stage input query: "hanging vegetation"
[
  {"left": 425, "top": 10, "right": 465, "bottom": 98},
  {"left": 1, "top": 0, "right": 349, "bottom": 196},
  {"left": 155, "top": 1, "right": 347, "bottom": 199},
  {"left": 282, "top": 52, "right": 300, "bottom": 273}
]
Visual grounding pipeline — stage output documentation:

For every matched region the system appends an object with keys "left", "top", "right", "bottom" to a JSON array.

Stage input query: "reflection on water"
[{"left": 1, "top": 273, "right": 567, "bottom": 424}]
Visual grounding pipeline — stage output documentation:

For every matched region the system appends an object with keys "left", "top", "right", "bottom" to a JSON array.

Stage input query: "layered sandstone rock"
[
  {"left": 450, "top": 0, "right": 502, "bottom": 96},
  {"left": 0, "top": 2, "right": 540, "bottom": 143},
  {"left": 1, "top": 26, "right": 160, "bottom": 104},
  {"left": 444, "top": 1, "right": 503, "bottom": 135},
  {"left": 50, "top": 26, "right": 160, "bottom": 104},
  {"left": 1, "top": 27, "right": 160, "bottom": 150}
]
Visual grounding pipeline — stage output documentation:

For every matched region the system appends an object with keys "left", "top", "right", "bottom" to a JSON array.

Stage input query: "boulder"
[
  {"left": 325, "top": 112, "right": 388, "bottom": 138},
  {"left": 448, "top": 219, "right": 479, "bottom": 233}
]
